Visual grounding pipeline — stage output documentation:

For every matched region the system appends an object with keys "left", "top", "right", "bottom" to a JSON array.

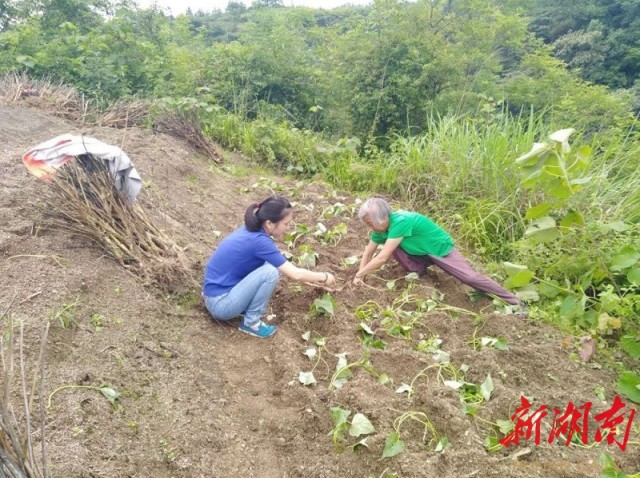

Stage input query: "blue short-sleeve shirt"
[{"left": 203, "top": 226, "right": 287, "bottom": 297}]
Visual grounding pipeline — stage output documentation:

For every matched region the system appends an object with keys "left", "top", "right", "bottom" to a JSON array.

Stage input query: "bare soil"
[{"left": 0, "top": 103, "right": 638, "bottom": 477}]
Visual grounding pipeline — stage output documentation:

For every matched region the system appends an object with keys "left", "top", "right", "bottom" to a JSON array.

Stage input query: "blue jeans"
[{"left": 203, "top": 263, "right": 280, "bottom": 328}]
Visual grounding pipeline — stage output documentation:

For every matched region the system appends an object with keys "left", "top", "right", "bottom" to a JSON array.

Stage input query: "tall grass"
[
  {"left": 192, "top": 100, "right": 638, "bottom": 261},
  {"left": 589, "top": 120, "right": 640, "bottom": 222},
  {"left": 323, "top": 112, "right": 549, "bottom": 258}
]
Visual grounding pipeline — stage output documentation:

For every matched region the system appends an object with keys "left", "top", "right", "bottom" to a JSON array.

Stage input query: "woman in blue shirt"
[{"left": 203, "top": 196, "right": 336, "bottom": 338}]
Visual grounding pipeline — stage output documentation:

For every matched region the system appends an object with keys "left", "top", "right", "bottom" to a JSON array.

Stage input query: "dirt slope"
[{"left": 0, "top": 103, "right": 638, "bottom": 477}]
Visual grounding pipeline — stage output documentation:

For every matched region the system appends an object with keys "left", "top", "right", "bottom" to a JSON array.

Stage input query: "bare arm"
[
  {"left": 355, "top": 237, "right": 403, "bottom": 279},
  {"left": 357, "top": 240, "right": 379, "bottom": 272},
  {"left": 279, "top": 261, "right": 336, "bottom": 286}
]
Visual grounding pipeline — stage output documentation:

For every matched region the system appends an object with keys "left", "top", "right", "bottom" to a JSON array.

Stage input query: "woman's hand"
[
  {"left": 324, "top": 272, "right": 336, "bottom": 287},
  {"left": 352, "top": 276, "right": 364, "bottom": 286}
]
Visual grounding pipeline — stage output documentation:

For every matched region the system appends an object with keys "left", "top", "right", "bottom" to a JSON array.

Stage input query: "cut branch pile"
[
  {"left": 0, "top": 73, "right": 88, "bottom": 122},
  {"left": 154, "top": 109, "right": 221, "bottom": 163},
  {"left": 40, "top": 156, "right": 198, "bottom": 293},
  {"left": 1, "top": 74, "right": 223, "bottom": 165},
  {"left": 98, "top": 99, "right": 153, "bottom": 129},
  {"left": 0, "top": 298, "right": 49, "bottom": 478}
]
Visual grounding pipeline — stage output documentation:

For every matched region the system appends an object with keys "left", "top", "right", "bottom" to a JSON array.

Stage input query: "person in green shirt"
[{"left": 353, "top": 197, "right": 522, "bottom": 307}]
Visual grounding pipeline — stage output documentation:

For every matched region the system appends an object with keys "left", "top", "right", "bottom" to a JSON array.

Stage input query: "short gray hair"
[{"left": 358, "top": 197, "right": 392, "bottom": 226}]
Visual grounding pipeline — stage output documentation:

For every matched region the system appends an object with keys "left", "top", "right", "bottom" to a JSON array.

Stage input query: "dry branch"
[
  {"left": 40, "top": 156, "right": 198, "bottom": 293},
  {"left": 154, "top": 109, "right": 221, "bottom": 162},
  {"left": 0, "top": 73, "right": 88, "bottom": 122},
  {"left": 0, "top": 306, "right": 49, "bottom": 478},
  {"left": 98, "top": 99, "right": 152, "bottom": 128}
]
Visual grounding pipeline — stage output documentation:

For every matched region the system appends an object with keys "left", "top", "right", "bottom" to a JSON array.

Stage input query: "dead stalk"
[{"left": 0, "top": 301, "right": 48, "bottom": 478}]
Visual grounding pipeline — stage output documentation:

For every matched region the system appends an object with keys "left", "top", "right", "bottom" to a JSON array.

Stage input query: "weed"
[
  {"left": 90, "top": 313, "right": 104, "bottom": 332},
  {"left": 176, "top": 290, "right": 200, "bottom": 309},
  {"left": 159, "top": 438, "right": 179, "bottom": 463},
  {"left": 50, "top": 299, "right": 81, "bottom": 329}
]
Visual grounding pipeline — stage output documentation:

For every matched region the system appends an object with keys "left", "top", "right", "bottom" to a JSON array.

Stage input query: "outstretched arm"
[
  {"left": 357, "top": 240, "right": 379, "bottom": 272},
  {"left": 279, "top": 261, "right": 336, "bottom": 286},
  {"left": 354, "top": 237, "right": 402, "bottom": 281}
]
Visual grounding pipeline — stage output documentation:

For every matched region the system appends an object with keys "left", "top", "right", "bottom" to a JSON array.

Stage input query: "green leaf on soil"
[
  {"left": 599, "top": 452, "right": 628, "bottom": 478},
  {"left": 481, "top": 374, "right": 494, "bottom": 402},
  {"left": 99, "top": 386, "right": 121, "bottom": 405},
  {"left": 434, "top": 437, "right": 450, "bottom": 452},
  {"left": 330, "top": 407, "right": 351, "bottom": 427},
  {"left": 349, "top": 413, "right": 375, "bottom": 437},
  {"left": 444, "top": 380, "right": 464, "bottom": 390},
  {"left": 395, "top": 383, "right": 412, "bottom": 394},
  {"left": 299, "top": 371, "right": 317, "bottom": 386},
  {"left": 311, "top": 293, "right": 336, "bottom": 317},
  {"left": 594, "top": 386, "right": 606, "bottom": 402},
  {"left": 432, "top": 350, "right": 450, "bottom": 364},
  {"left": 382, "top": 432, "right": 405, "bottom": 458},
  {"left": 341, "top": 256, "right": 359, "bottom": 267},
  {"left": 497, "top": 419, "right": 515, "bottom": 435},
  {"left": 351, "top": 438, "right": 369, "bottom": 451},
  {"left": 483, "top": 435, "right": 503, "bottom": 452},
  {"left": 359, "top": 322, "right": 375, "bottom": 335}
]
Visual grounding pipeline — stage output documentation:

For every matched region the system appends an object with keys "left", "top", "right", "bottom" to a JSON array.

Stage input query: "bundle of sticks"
[{"left": 42, "top": 154, "right": 197, "bottom": 293}]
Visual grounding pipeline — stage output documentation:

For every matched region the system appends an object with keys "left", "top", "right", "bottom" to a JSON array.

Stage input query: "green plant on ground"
[
  {"left": 320, "top": 202, "right": 349, "bottom": 220},
  {"left": 284, "top": 223, "right": 311, "bottom": 249},
  {"left": 314, "top": 222, "right": 348, "bottom": 246},
  {"left": 600, "top": 452, "right": 640, "bottom": 478},
  {"left": 310, "top": 293, "right": 337, "bottom": 318},
  {"left": 508, "top": 129, "right": 639, "bottom": 382},
  {"left": 90, "top": 313, "right": 105, "bottom": 332},
  {"left": 299, "top": 333, "right": 337, "bottom": 386},
  {"left": 329, "top": 407, "right": 375, "bottom": 453},
  {"left": 382, "top": 410, "right": 445, "bottom": 458},
  {"left": 176, "top": 290, "right": 201, "bottom": 309},
  {"left": 47, "top": 383, "right": 121, "bottom": 410},
  {"left": 330, "top": 351, "right": 381, "bottom": 389},
  {"left": 159, "top": 438, "right": 179, "bottom": 464},
  {"left": 50, "top": 299, "right": 81, "bottom": 329},
  {"left": 296, "top": 244, "right": 319, "bottom": 268}
]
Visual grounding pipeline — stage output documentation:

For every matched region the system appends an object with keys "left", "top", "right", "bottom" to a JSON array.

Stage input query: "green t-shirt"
[{"left": 370, "top": 211, "right": 454, "bottom": 257}]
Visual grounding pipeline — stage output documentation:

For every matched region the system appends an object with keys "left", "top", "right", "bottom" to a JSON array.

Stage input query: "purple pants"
[{"left": 393, "top": 248, "right": 520, "bottom": 305}]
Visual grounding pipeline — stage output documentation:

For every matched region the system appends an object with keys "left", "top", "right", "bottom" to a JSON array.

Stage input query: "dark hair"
[{"left": 244, "top": 196, "right": 292, "bottom": 232}]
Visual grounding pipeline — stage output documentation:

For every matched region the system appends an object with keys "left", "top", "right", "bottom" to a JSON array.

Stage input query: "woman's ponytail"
[
  {"left": 244, "top": 196, "right": 292, "bottom": 232},
  {"left": 244, "top": 202, "right": 262, "bottom": 232}
]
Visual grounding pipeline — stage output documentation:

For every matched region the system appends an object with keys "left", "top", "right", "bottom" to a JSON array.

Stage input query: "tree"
[
  {"left": 0, "top": 0, "right": 14, "bottom": 31},
  {"left": 252, "top": 0, "right": 284, "bottom": 8}
]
